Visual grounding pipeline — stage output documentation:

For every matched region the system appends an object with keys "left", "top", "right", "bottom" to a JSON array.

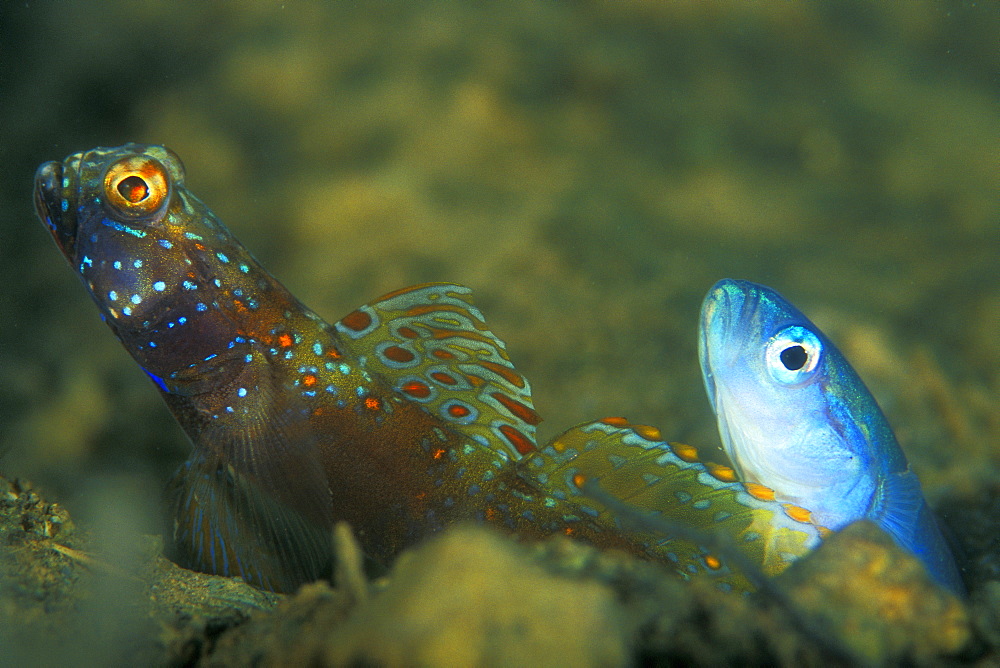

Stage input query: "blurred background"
[{"left": 0, "top": 1, "right": 996, "bottom": 570}]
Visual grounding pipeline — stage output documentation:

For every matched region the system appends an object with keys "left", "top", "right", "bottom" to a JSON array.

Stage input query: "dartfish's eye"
[
  {"left": 765, "top": 325, "right": 822, "bottom": 385},
  {"left": 104, "top": 155, "right": 169, "bottom": 216}
]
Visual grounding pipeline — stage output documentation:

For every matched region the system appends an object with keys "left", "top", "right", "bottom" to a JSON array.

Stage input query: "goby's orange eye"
[{"left": 104, "top": 156, "right": 169, "bottom": 216}]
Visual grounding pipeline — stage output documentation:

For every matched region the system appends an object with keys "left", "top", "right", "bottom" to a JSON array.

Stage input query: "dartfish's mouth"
[{"left": 34, "top": 156, "right": 78, "bottom": 259}]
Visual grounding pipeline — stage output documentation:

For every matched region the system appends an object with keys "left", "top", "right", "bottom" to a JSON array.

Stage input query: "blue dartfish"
[{"left": 698, "top": 279, "right": 963, "bottom": 594}]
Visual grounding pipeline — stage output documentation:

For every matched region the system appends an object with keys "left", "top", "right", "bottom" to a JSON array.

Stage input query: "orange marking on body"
[
  {"left": 401, "top": 380, "right": 431, "bottom": 398},
  {"left": 430, "top": 371, "right": 458, "bottom": 385},
  {"left": 327, "top": 347, "right": 342, "bottom": 358},
  {"left": 490, "top": 392, "right": 542, "bottom": 425},
  {"left": 601, "top": 417, "right": 629, "bottom": 427},
  {"left": 278, "top": 333, "right": 293, "bottom": 348},
  {"left": 383, "top": 345, "right": 415, "bottom": 363},
  {"left": 194, "top": 243, "right": 206, "bottom": 251},
  {"left": 447, "top": 403, "right": 471, "bottom": 418},
  {"left": 563, "top": 526, "right": 575, "bottom": 536},
  {"left": 783, "top": 504, "right": 813, "bottom": 524},
  {"left": 704, "top": 554, "right": 722, "bottom": 570},
  {"left": 484, "top": 506, "right": 498, "bottom": 522},
  {"left": 364, "top": 397, "right": 381, "bottom": 410},
  {"left": 478, "top": 360, "right": 525, "bottom": 388},
  {"left": 499, "top": 424, "right": 535, "bottom": 455},
  {"left": 432, "top": 349, "right": 455, "bottom": 359},
  {"left": 633, "top": 424, "right": 662, "bottom": 441},
  {"left": 302, "top": 374, "right": 317, "bottom": 387},
  {"left": 744, "top": 483, "right": 776, "bottom": 501},
  {"left": 571, "top": 473, "right": 586, "bottom": 489},
  {"left": 432, "top": 448, "right": 446, "bottom": 460},
  {"left": 341, "top": 309, "right": 372, "bottom": 332},
  {"left": 706, "top": 462, "right": 737, "bottom": 482}
]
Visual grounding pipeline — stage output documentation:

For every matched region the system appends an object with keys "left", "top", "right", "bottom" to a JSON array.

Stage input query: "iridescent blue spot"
[
  {"left": 237, "top": 387, "right": 247, "bottom": 397},
  {"left": 213, "top": 279, "right": 221, "bottom": 287},
  {"left": 303, "top": 390, "right": 316, "bottom": 397},
  {"left": 313, "top": 342, "right": 323, "bottom": 356},
  {"left": 196, "top": 303, "right": 208, "bottom": 312},
  {"left": 245, "top": 354, "right": 253, "bottom": 363},
  {"left": 233, "top": 288, "right": 243, "bottom": 297},
  {"left": 239, "top": 263, "right": 249, "bottom": 273},
  {"left": 216, "top": 252, "right": 229, "bottom": 263},
  {"left": 178, "top": 316, "right": 187, "bottom": 325},
  {"left": 113, "top": 260, "right": 122, "bottom": 270},
  {"left": 183, "top": 281, "right": 197, "bottom": 290},
  {"left": 153, "top": 281, "right": 166, "bottom": 291},
  {"left": 108, "top": 291, "right": 118, "bottom": 301},
  {"left": 693, "top": 500, "right": 711, "bottom": 510},
  {"left": 339, "top": 364, "right": 351, "bottom": 375},
  {"left": 159, "top": 239, "right": 173, "bottom": 249},
  {"left": 284, "top": 351, "right": 294, "bottom": 359},
  {"left": 226, "top": 406, "right": 234, "bottom": 413},
  {"left": 325, "top": 385, "right": 337, "bottom": 394},
  {"left": 61, "top": 200, "right": 68, "bottom": 212},
  {"left": 131, "top": 294, "right": 142, "bottom": 305},
  {"left": 247, "top": 299, "right": 259, "bottom": 309},
  {"left": 355, "top": 386, "right": 366, "bottom": 397},
  {"left": 133, "top": 259, "right": 143, "bottom": 269},
  {"left": 144, "top": 369, "right": 168, "bottom": 393},
  {"left": 148, "top": 341, "right": 157, "bottom": 348},
  {"left": 184, "top": 232, "right": 203, "bottom": 240},
  {"left": 122, "top": 306, "right": 132, "bottom": 316},
  {"left": 167, "top": 322, "right": 175, "bottom": 328}
]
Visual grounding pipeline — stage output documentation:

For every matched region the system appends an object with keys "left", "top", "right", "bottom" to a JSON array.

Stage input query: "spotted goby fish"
[
  {"left": 34, "top": 144, "right": 823, "bottom": 592},
  {"left": 699, "top": 278, "right": 964, "bottom": 594}
]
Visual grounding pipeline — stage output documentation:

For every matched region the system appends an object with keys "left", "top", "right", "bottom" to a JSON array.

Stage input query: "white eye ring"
[{"left": 765, "top": 325, "right": 822, "bottom": 385}]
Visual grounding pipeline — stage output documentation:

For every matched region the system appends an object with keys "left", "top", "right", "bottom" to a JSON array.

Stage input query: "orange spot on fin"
[
  {"left": 601, "top": 417, "right": 629, "bottom": 427},
  {"left": 705, "top": 462, "right": 737, "bottom": 482},
  {"left": 783, "top": 503, "right": 814, "bottom": 524},
  {"left": 491, "top": 392, "right": 541, "bottom": 426},
  {"left": 341, "top": 309, "right": 372, "bottom": 332},
  {"left": 633, "top": 424, "right": 662, "bottom": 441},
  {"left": 744, "top": 482, "right": 776, "bottom": 501},
  {"left": 499, "top": 424, "right": 535, "bottom": 455},
  {"left": 669, "top": 442, "right": 700, "bottom": 463}
]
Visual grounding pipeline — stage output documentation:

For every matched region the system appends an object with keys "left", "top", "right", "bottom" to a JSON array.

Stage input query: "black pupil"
[
  {"left": 118, "top": 175, "right": 149, "bottom": 203},
  {"left": 780, "top": 345, "right": 808, "bottom": 371}
]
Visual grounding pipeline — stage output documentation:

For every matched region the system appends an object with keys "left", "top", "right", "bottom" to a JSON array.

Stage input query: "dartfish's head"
[
  {"left": 33, "top": 144, "right": 267, "bottom": 380},
  {"left": 697, "top": 279, "right": 888, "bottom": 529}
]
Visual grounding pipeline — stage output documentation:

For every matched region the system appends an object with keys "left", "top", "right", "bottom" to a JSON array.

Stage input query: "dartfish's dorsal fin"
[
  {"left": 164, "top": 339, "right": 335, "bottom": 592},
  {"left": 333, "top": 283, "right": 541, "bottom": 460},
  {"left": 522, "top": 418, "right": 826, "bottom": 585}
]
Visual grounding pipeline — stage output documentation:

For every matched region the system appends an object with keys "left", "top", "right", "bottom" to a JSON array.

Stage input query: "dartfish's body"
[
  {"left": 698, "top": 279, "right": 963, "bottom": 593},
  {"left": 35, "top": 145, "right": 823, "bottom": 593}
]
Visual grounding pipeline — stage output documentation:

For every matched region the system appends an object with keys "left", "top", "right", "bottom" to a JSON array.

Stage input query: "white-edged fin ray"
[{"left": 333, "top": 282, "right": 540, "bottom": 459}]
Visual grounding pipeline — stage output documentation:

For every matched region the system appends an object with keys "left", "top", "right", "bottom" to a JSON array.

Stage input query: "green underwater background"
[{"left": 0, "top": 1, "right": 997, "bottom": 660}]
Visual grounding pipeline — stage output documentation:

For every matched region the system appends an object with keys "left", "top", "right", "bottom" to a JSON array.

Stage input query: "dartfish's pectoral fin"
[
  {"left": 166, "top": 453, "right": 333, "bottom": 593},
  {"left": 164, "top": 342, "right": 334, "bottom": 592},
  {"left": 521, "top": 418, "right": 825, "bottom": 585},
  {"left": 333, "top": 282, "right": 541, "bottom": 460}
]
